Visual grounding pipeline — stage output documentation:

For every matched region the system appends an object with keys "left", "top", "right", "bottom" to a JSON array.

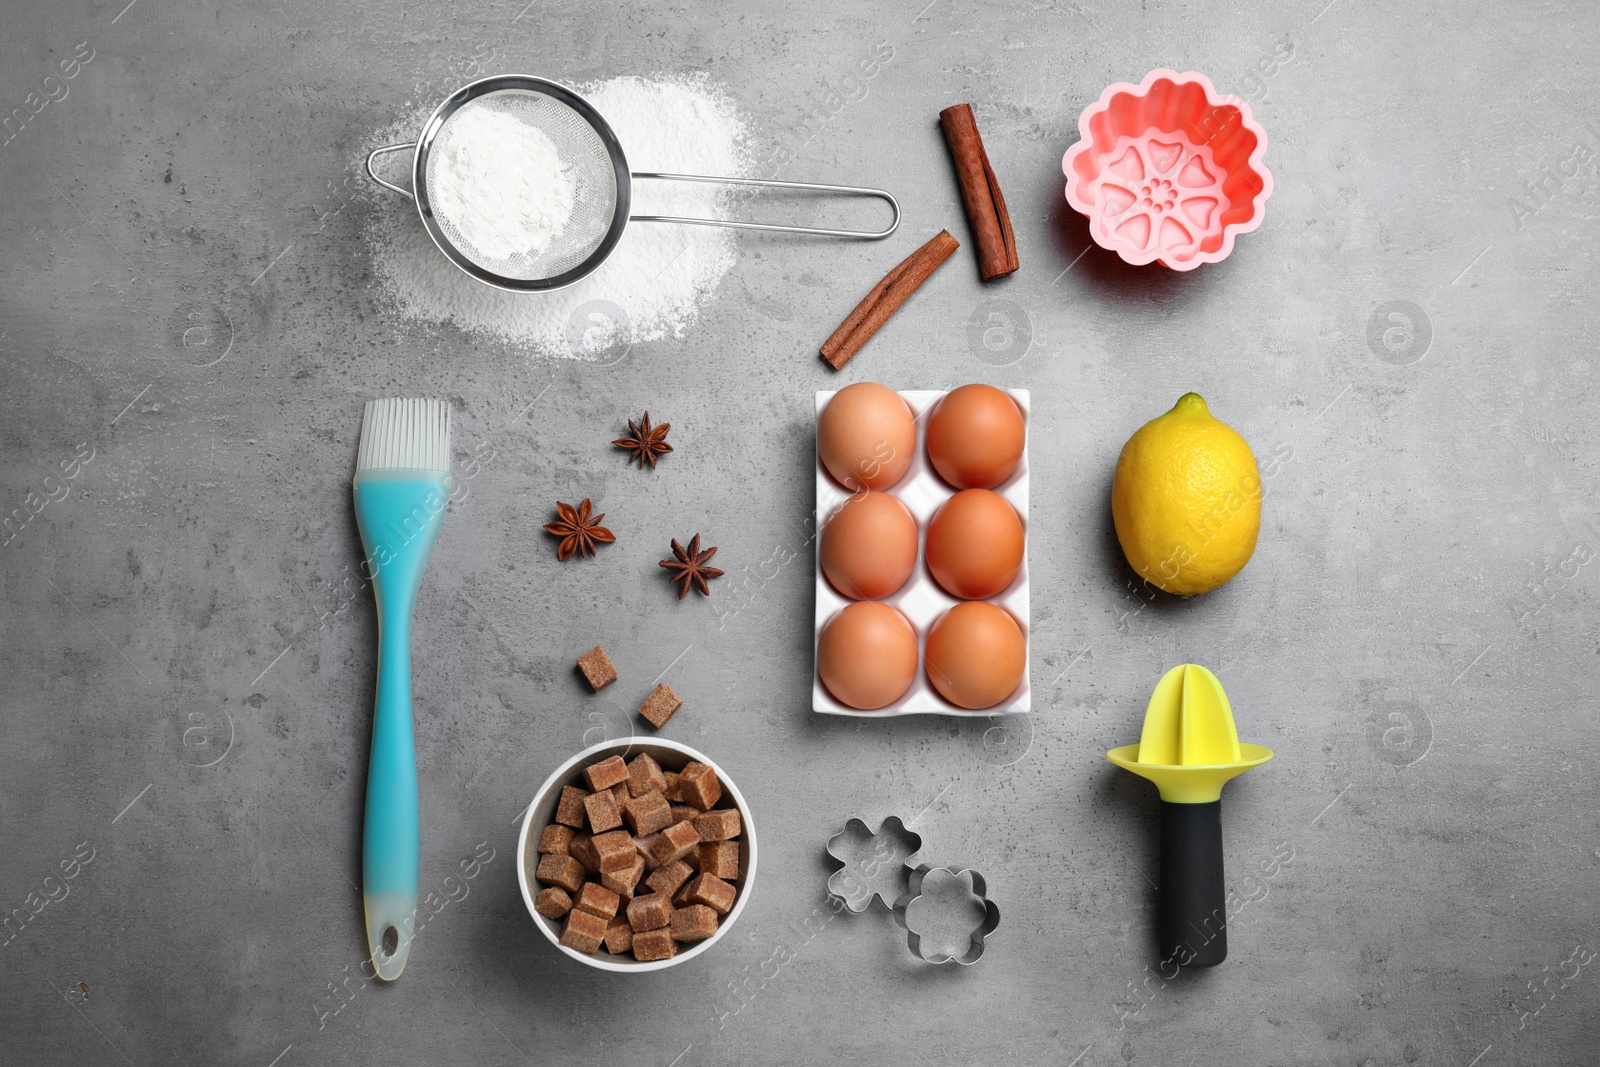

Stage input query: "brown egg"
[
  {"left": 925, "top": 384, "right": 1025, "bottom": 489},
  {"left": 818, "top": 382, "right": 915, "bottom": 491},
  {"left": 925, "top": 489, "right": 1024, "bottom": 599},
  {"left": 925, "top": 602, "right": 1026, "bottom": 710},
  {"left": 821, "top": 491, "right": 918, "bottom": 600},
  {"left": 816, "top": 602, "right": 919, "bottom": 710}
]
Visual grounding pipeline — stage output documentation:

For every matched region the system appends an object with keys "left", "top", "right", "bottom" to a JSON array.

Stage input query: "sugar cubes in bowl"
[
  {"left": 517, "top": 739, "right": 757, "bottom": 971},
  {"left": 813, "top": 386, "right": 1030, "bottom": 716}
]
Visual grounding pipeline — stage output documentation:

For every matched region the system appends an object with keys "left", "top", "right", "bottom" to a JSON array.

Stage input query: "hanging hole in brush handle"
[
  {"left": 630, "top": 173, "right": 901, "bottom": 238},
  {"left": 366, "top": 142, "right": 417, "bottom": 199},
  {"left": 1157, "top": 799, "right": 1229, "bottom": 968}
]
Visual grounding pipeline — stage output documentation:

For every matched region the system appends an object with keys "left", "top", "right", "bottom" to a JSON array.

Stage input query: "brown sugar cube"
[
  {"left": 646, "top": 859, "right": 693, "bottom": 897},
  {"left": 537, "top": 824, "right": 574, "bottom": 855},
  {"left": 627, "top": 752, "right": 669, "bottom": 797},
  {"left": 583, "top": 755, "right": 629, "bottom": 792},
  {"left": 671, "top": 880, "right": 695, "bottom": 907},
  {"left": 697, "top": 841, "right": 741, "bottom": 881},
  {"left": 684, "top": 873, "right": 738, "bottom": 915},
  {"left": 632, "top": 927, "right": 677, "bottom": 962},
  {"left": 533, "top": 886, "right": 572, "bottom": 919},
  {"left": 555, "top": 785, "right": 589, "bottom": 828},
  {"left": 638, "top": 684, "right": 682, "bottom": 729},
  {"left": 670, "top": 804, "right": 699, "bottom": 825},
  {"left": 608, "top": 788, "right": 632, "bottom": 823},
  {"left": 604, "top": 917, "right": 634, "bottom": 955},
  {"left": 634, "top": 834, "right": 660, "bottom": 870},
  {"left": 568, "top": 832, "right": 598, "bottom": 873},
  {"left": 576, "top": 646, "right": 618, "bottom": 691},
  {"left": 693, "top": 808, "right": 742, "bottom": 842},
  {"left": 671, "top": 903, "right": 719, "bottom": 942},
  {"left": 559, "top": 908, "right": 608, "bottom": 954},
  {"left": 662, "top": 771, "right": 683, "bottom": 802},
  {"left": 574, "top": 881, "right": 621, "bottom": 920},
  {"left": 623, "top": 791, "right": 674, "bottom": 836},
  {"left": 576, "top": 643, "right": 617, "bottom": 694},
  {"left": 627, "top": 892, "right": 675, "bottom": 932},
  {"left": 592, "top": 830, "right": 637, "bottom": 873},
  {"left": 647, "top": 820, "right": 700, "bottom": 866},
  {"left": 584, "top": 789, "right": 623, "bottom": 833},
  {"left": 535, "top": 854, "right": 586, "bottom": 894},
  {"left": 679, "top": 762, "right": 722, "bottom": 809},
  {"left": 601, "top": 854, "right": 646, "bottom": 900}
]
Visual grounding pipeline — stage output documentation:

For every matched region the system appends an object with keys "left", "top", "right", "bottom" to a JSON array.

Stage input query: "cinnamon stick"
[
  {"left": 939, "top": 103, "right": 1019, "bottom": 280},
  {"left": 819, "top": 229, "right": 960, "bottom": 371}
]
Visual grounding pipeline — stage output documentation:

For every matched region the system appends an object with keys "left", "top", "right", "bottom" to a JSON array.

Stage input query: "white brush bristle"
[{"left": 356, "top": 398, "right": 451, "bottom": 473}]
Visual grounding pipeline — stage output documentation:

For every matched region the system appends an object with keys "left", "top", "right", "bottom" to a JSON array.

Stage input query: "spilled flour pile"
[{"left": 362, "top": 74, "right": 751, "bottom": 359}]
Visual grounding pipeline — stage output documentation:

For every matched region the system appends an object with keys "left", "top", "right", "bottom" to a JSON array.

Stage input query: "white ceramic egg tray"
[{"left": 812, "top": 389, "right": 1030, "bottom": 717}]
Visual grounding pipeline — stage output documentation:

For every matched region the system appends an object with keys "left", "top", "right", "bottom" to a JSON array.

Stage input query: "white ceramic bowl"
[{"left": 515, "top": 738, "right": 758, "bottom": 972}]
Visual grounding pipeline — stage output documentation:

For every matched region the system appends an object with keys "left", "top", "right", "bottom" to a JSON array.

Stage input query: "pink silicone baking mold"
[{"left": 1062, "top": 69, "right": 1272, "bottom": 270}]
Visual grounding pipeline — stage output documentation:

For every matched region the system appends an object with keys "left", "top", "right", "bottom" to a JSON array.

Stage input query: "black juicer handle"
[{"left": 1158, "top": 799, "right": 1227, "bottom": 968}]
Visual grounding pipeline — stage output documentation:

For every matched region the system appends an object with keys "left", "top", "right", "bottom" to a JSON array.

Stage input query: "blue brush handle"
[{"left": 353, "top": 472, "right": 449, "bottom": 981}]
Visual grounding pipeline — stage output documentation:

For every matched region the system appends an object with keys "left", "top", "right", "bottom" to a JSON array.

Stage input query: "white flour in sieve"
[
  {"left": 431, "top": 105, "right": 574, "bottom": 261},
  {"left": 361, "top": 74, "right": 752, "bottom": 359}
]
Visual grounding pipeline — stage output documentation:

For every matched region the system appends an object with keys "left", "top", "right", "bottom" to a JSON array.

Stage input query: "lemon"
[{"left": 1111, "top": 393, "right": 1261, "bottom": 596}]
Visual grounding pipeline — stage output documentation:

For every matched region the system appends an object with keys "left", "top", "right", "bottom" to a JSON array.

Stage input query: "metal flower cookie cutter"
[
  {"left": 825, "top": 816, "right": 1000, "bottom": 964},
  {"left": 893, "top": 865, "right": 1001, "bottom": 966},
  {"left": 825, "top": 815, "right": 923, "bottom": 914}
]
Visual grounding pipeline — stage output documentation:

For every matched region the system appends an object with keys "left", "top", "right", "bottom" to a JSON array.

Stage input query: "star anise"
[
  {"left": 613, "top": 411, "right": 673, "bottom": 469},
  {"left": 659, "top": 534, "right": 723, "bottom": 598},
  {"left": 544, "top": 499, "right": 615, "bottom": 561}
]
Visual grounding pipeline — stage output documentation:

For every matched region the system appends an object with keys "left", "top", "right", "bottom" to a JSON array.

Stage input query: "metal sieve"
[{"left": 366, "top": 75, "right": 901, "bottom": 293}]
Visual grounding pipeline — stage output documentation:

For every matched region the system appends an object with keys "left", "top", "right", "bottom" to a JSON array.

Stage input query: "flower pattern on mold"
[{"left": 1091, "top": 137, "right": 1226, "bottom": 258}]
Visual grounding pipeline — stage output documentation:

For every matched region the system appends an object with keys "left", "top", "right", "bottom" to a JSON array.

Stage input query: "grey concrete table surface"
[{"left": 2, "top": 0, "right": 1597, "bottom": 1064}]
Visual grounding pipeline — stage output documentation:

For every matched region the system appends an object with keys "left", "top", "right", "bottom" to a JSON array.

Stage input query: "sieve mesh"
[{"left": 420, "top": 89, "right": 620, "bottom": 282}]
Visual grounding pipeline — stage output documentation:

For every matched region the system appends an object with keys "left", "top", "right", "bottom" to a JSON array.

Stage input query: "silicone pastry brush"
[
  {"left": 353, "top": 398, "right": 451, "bottom": 981},
  {"left": 1107, "top": 664, "right": 1271, "bottom": 967}
]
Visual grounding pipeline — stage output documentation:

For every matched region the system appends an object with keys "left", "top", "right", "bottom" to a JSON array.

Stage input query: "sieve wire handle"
[
  {"left": 366, "top": 142, "right": 417, "bottom": 199},
  {"left": 630, "top": 173, "right": 900, "bottom": 238}
]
